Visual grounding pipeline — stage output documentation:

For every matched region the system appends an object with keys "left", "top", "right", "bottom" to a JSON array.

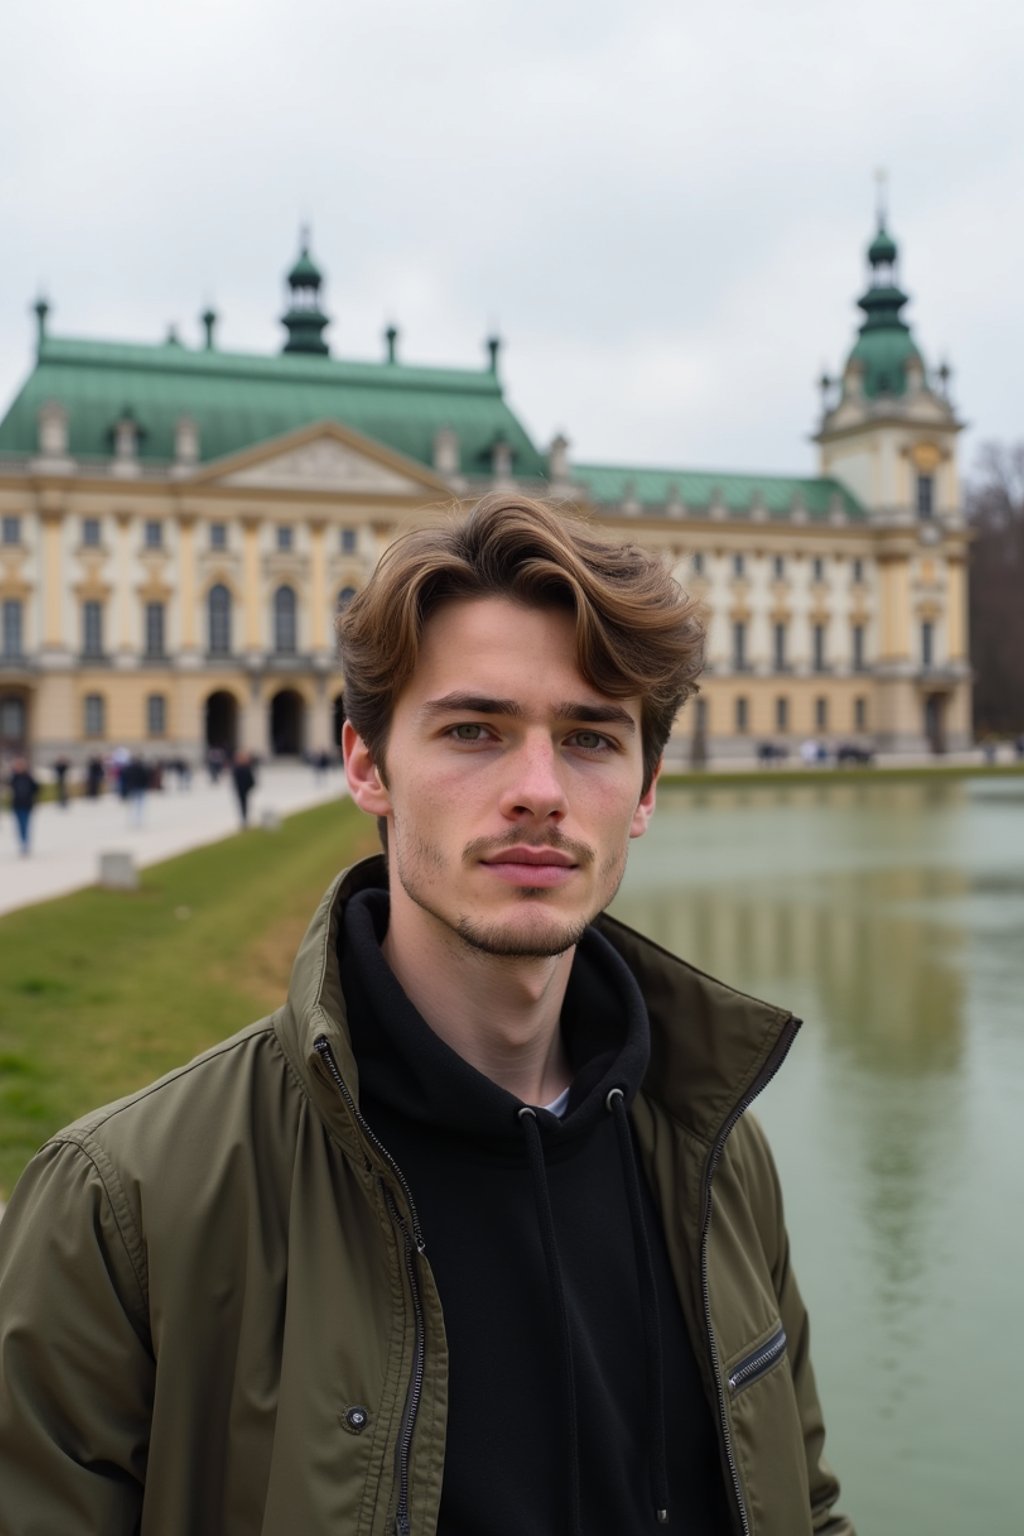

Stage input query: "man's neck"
[{"left": 381, "top": 906, "right": 574, "bottom": 1105}]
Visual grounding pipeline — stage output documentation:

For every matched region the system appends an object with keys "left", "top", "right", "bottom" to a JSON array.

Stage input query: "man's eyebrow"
[{"left": 420, "top": 692, "right": 636, "bottom": 733}]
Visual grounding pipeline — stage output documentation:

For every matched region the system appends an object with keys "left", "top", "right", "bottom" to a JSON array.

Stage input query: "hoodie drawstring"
[{"left": 518, "top": 1095, "right": 670, "bottom": 1533}]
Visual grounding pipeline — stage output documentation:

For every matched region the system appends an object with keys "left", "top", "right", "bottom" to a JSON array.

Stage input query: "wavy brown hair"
[{"left": 337, "top": 493, "right": 704, "bottom": 794}]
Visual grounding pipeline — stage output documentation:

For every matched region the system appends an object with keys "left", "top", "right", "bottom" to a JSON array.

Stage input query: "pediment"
[{"left": 194, "top": 422, "right": 447, "bottom": 497}]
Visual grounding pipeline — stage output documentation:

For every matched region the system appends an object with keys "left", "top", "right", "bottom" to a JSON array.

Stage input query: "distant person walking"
[
  {"left": 231, "top": 751, "right": 256, "bottom": 827},
  {"left": 8, "top": 757, "right": 39, "bottom": 857},
  {"left": 85, "top": 756, "right": 105, "bottom": 798},
  {"left": 53, "top": 756, "right": 71, "bottom": 807},
  {"left": 122, "top": 756, "right": 148, "bottom": 826}
]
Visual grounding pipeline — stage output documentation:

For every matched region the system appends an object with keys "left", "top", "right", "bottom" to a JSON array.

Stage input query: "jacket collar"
[{"left": 278, "top": 856, "right": 799, "bottom": 1157}]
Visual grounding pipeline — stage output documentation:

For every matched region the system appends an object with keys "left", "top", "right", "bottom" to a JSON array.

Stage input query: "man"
[
  {"left": 7, "top": 756, "right": 39, "bottom": 856},
  {"left": 0, "top": 495, "right": 853, "bottom": 1535},
  {"left": 231, "top": 749, "right": 257, "bottom": 826}
]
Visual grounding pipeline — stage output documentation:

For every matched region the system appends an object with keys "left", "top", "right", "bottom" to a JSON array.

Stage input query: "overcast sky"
[{"left": 3, "top": 0, "right": 1020, "bottom": 482}]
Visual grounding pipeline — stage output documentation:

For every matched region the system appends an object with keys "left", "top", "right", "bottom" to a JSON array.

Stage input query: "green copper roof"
[
  {"left": 841, "top": 217, "right": 925, "bottom": 399},
  {"left": 572, "top": 464, "right": 865, "bottom": 521},
  {"left": 0, "top": 334, "right": 549, "bottom": 478}
]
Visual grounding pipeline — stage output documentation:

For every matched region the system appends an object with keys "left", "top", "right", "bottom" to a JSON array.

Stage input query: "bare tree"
[{"left": 967, "top": 442, "right": 1024, "bottom": 735}]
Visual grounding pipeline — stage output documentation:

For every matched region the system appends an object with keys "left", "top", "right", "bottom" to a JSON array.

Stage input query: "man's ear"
[
  {"left": 342, "top": 721, "right": 392, "bottom": 817},
  {"left": 629, "top": 756, "right": 661, "bottom": 840}
]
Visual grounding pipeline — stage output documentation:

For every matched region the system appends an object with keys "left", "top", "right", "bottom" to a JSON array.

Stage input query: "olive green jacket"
[{"left": 0, "top": 858, "right": 854, "bottom": 1535}]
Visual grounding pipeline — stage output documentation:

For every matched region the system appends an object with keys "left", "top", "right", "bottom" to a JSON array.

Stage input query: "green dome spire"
[
  {"left": 844, "top": 209, "right": 922, "bottom": 399},
  {"left": 281, "top": 228, "right": 330, "bottom": 357}
]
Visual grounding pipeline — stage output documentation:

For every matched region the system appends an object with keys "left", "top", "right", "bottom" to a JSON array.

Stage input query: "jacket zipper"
[
  {"left": 312, "top": 1036, "right": 427, "bottom": 1535},
  {"left": 727, "top": 1325, "right": 787, "bottom": 1395},
  {"left": 698, "top": 1013, "right": 801, "bottom": 1536}
]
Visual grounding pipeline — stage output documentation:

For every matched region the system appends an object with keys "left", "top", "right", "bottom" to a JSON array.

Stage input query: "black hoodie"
[{"left": 340, "top": 888, "right": 731, "bottom": 1535}]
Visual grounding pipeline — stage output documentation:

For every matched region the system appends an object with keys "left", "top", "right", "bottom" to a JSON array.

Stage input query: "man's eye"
[
  {"left": 570, "top": 731, "right": 611, "bottom": 751},
  {"left": 451, "top": 723, "right": 487, "bottom": 742}
]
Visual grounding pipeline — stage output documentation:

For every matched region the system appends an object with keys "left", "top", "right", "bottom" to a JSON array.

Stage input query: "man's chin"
[{"left": 453, "top": 911, "right": 590, "bottom": 959}]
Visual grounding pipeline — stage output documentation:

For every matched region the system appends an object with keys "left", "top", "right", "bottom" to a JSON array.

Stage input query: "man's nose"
[{"left": 498, "top": 737, "right": 568, "bottom": 822}]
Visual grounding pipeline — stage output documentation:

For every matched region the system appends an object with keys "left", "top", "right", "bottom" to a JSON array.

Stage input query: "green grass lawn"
[{"left": 0, "top": 798, "right": 379, "bottom": 1199}]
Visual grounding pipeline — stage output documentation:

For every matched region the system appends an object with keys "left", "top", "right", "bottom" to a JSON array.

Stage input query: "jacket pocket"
[{"left": 727, "top": 1323, "right": 787, "bottom": 1397}]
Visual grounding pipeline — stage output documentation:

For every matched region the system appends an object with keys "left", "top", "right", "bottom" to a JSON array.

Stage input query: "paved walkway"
[{"left": 0, "top": 764, "right": 348, "bottom": 917}]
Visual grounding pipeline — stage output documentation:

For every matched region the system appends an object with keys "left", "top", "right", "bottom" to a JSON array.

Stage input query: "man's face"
[{"left": 344, "top": 596, "right": 658, "bottom": 959}]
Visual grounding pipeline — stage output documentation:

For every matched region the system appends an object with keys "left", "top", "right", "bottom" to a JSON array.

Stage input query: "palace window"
[
  {"left": 732, "top": 552, "right": 745, "bottom": 579},
  {"left": 209, "top": 522, "right": 227, "bottom": 550},
  {"left": 921, "top": 620, "right": 935, "bottom": 669},
  {"left": 340, "top": 527, "right": 357, "bottom": 554},
  {"left": 146, "top": 694, "right": 167, "bottom": 737},
  {"left": 276, "top": 525, "right": 294, "bottom": 552},
  {"left": 812, "top": 622, "right": 827, "bottom": 673},
  {"left": 773, "top": 554, "right": 785, "bottom": 580},
  {"left": 273, "top": 585, "right": 298, "bottom": 655},
  {"left": 144, "top": 519, "right": 163, "bottom": 550},
  {"left": 815, "top": 696, "right": 828, "bottom": 731},
  {"left": 691, "top": 551, "right": 705, "bottom": 577},
  {"left": 917, "top": 474, "right": 935, "bottom": 520},
  {"left": 852, "top": 623, "right": 866, "bottom": 672},
  {"left": 2, "top": 599, "right": 24, "bottom": 658},
  {"left": 773, "top": 622, "right": 787, "bottom": 672},
  {"left": 735, "top": 696, "right": 749, "bottom": 734},
  {"left": 775, "top": 696, "right": 789, "bottom": 732},
  {"left": 2, "top": 516, "right": 21, "bottom": 546},
  {"left": 732, "top": 621, "right": 747, "bottom": 672},
  {"left": 208, "top": 584, "right": 232, "bottom": 656},
  {"left": 82, "top": 517, "right": 101, "bottom": 548},
  {"left": 84, "top": 693, "right": 106, "bottom": 738},
  {"left": 854, "top": 696, "right": 868, "bottom": 732},
  {"left": 852, "top": 557, "right": 864, "bottom": 584},
  {"left": 812, "top": 555, "right": 825, "bottom": 583},
  {"left": 144, "top": 601, "right": 166, "bottom": 658},
  {"left": 82, "top": 600, "right": 104, "bottom": 658}
]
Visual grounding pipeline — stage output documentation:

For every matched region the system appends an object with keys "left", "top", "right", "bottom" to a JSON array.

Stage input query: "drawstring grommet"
[
  {"left": 656, "top": 1508, "right": 669, "bottom": 1524},
  {"left": 605, "top": 1086, "right": 625, "bottom": 1113}
]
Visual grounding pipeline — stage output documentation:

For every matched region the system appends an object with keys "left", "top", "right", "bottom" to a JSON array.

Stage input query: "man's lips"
[
  {"left": 478, "top": 846, "right": 580, "bottom": 887},
  {"left": 482, "top": 847, "right": 576, "bottom": 868}
]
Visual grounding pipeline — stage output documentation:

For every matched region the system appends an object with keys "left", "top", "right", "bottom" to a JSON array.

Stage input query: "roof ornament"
[
  {"left": 33, "top": 295, "right": 50, "bottom": 352},
  {"left": 486, "top": 334, "right": 501, "bottom": 374},
  {"left": 201, "top": 307, "right": 218, "bottom": 351},
  {"left": 385, "top": 324, "right": 399, "bottom": 364}
]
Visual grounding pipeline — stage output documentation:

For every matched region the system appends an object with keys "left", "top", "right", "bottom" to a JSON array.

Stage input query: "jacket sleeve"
[
  {"left": 744, "top": 1113, "right": 856, "bottom": 1536},
  {"left": 0, "top": 1136, "right": 153, "bottom": 1535}
]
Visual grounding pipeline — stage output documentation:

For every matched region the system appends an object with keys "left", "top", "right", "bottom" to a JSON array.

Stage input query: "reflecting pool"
[{"left": 612, "top": 776, "right": 1024, "bottom": 1535}]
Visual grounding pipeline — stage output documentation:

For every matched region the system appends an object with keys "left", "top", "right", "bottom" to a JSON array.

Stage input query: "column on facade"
[
  {"left": 877, "top": 546, "right": 913, "bottom": 663},
  {"left": 39, "top": 508, "right": 65, "bottom": 651},
  {"left": 310, "top": 674, "right": 332, "bottom": 753},
  {"left": 115, "top": 510, "right": 135, "bottom": 657},
  {"left": 308, "top": 517, "right": 329, "bottom": 658},
  {"left": 241, "top": 516, "right": 263, "bottom": 653},
  {"left": 944, "top": 552, "right": 967, "bottom": 662},
  {"left": 176, "top": 512, "right": 198, "bottom": 654},
  {"left": 243, "top": 675, "right": 266, "bottom": 754}
]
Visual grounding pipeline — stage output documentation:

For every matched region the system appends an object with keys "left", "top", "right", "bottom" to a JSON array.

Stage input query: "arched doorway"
[
  {"left": 924, "top": 693, "right": 947, "bottom": 754},
  {"left": 205, "top": 690, "right": 239, "bottom": 754},
  {"left": 332, "top": 692, "right": 345, "bottom": 750},
  {"left": 270, "top": 688, "right": 305, "bottom": 755},
  {"left": 0, "top": 692, "right": 29, "bottom": 755}
]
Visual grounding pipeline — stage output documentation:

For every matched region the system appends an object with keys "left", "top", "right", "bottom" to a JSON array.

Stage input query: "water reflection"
[{"left": 611, "top": 777, "right": 1024, "bottom": 1531}]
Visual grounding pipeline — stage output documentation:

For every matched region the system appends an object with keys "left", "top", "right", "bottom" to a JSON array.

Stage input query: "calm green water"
[{"left": 611, "top": 777, "right": 1024, "bottom": 1536}]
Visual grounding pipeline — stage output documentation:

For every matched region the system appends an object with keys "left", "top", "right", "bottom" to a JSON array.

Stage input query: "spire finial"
[{"left": 874, "top": 167, "right": 888, "bottom": 228}]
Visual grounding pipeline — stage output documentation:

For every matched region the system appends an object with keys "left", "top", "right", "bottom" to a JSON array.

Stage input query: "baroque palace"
[{"left": 0, "top": 218, "right": 970, "bottom": 764}]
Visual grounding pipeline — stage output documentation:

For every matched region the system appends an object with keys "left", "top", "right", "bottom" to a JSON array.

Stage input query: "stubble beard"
[{"left": 391, "top": 820, "right": 629, "bottom": 959}]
